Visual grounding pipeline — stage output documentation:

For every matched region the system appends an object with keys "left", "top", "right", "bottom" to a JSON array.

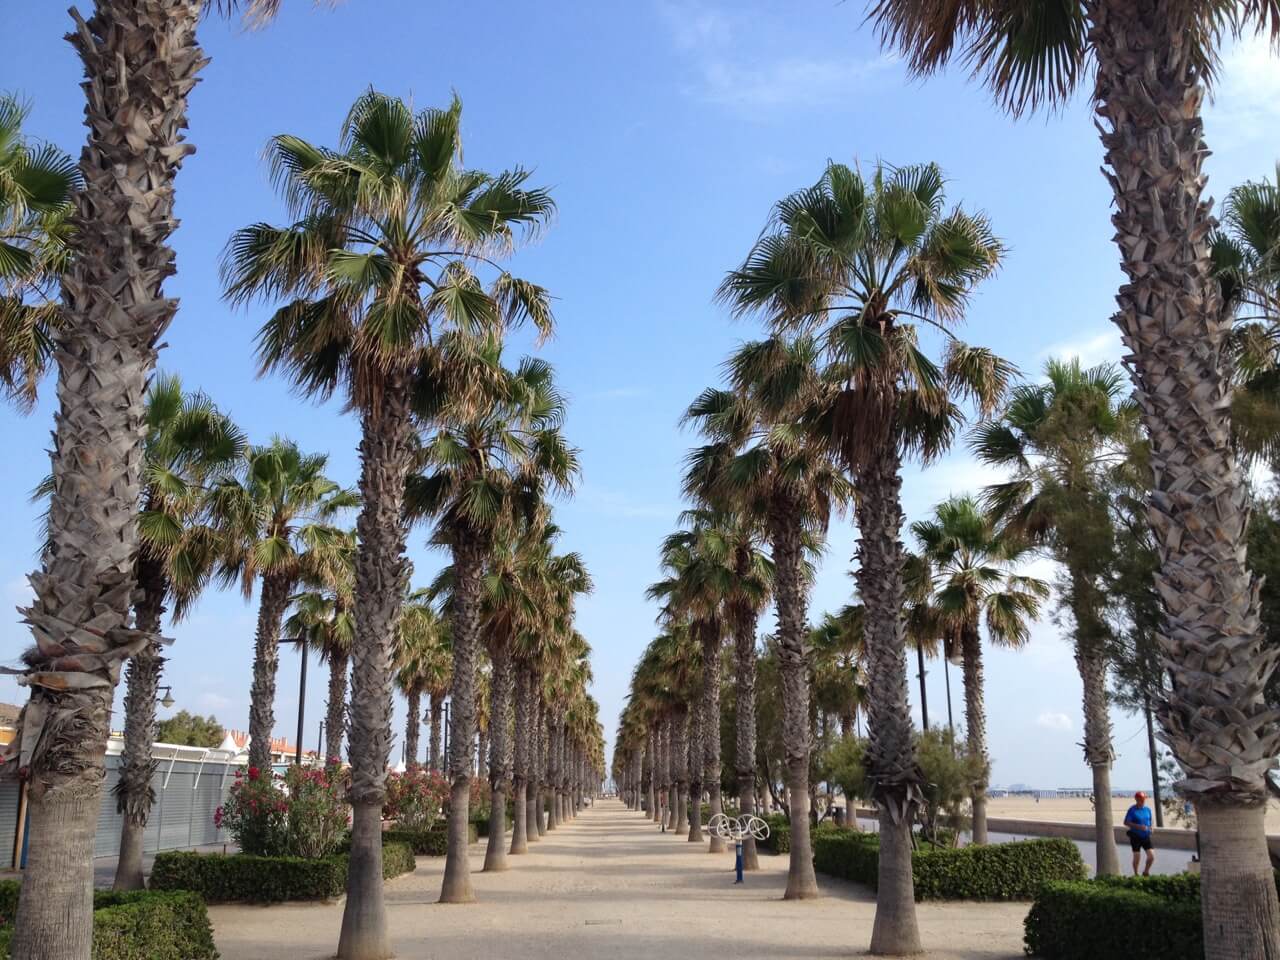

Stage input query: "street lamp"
[
  {"left": 279, "top": 636, "right": 308, "bottom": 765},
  {"left": 156, "top": 685, "right": 175, "bottom": 709}
]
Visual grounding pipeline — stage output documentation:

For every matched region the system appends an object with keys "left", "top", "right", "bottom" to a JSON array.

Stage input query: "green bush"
[
  {"left": 151, "top": 840, "right": 414, "bottom": 903},
  {"left": 1024, "top": 872, "right": 1280, "bottom": 959},
  {"left": 381, "top": 822, "right": 477, "bottom": 856},
  {"left": 0, "top": 887, "right": 216, "bottom": 960},
  {"left": 813, "top": 832, "right": 1085, "bottom": 900},
  {"left": 757, "top": 815, "right": 845, "bottom": 855}
]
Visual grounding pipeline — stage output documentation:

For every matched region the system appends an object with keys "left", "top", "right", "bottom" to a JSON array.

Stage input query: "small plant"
[
  {"left": 916, "top": 728, "right": 982, "bottom": 847},
  {"left": 215, "top": 766, "right": 289, "bottom": 856},
  {"left": 384, "top": 767, "right": 449, "bottom": 831}
]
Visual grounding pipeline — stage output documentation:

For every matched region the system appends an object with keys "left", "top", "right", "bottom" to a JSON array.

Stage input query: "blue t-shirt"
[{"left": 1125, "top": 804, "right": 1152, "bottom": 835}]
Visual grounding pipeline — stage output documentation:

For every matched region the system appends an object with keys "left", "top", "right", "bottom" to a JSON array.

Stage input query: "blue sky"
[{"left": 2, "top": 1, "right": 1277, "bottom": 789}]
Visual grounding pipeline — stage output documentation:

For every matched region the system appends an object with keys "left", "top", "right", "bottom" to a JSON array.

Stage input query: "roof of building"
[{"left": 222, "top": 729, "right": 303, "bottom": 757}]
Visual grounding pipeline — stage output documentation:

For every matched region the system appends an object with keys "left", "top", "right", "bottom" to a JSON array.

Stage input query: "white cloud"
[
  {"left": 657, "top": 0, "right": 898, "bottom": 110},
  {"left": 1036, "top": 328, "right": 1124, "bottom": 370},
  {"left": 1035, "top": 711, "right": 1073, "bottom": 733},
  {"left": 1205, "top": 34, "right": 1280, "bottom": 152}
]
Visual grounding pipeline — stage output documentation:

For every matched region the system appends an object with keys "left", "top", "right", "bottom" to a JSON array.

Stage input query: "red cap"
[{"left": 1134, "top": 791, "right": 1146, "bottom": 800}]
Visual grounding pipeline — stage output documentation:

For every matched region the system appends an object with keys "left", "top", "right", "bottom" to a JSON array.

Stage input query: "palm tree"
[
  {"left": 866, "top": 7, "right": 1280, "bottom": 954},
  {"left": 406, "top": 350, "right": 578, "bottom": 902},
  {"left": 209, "top": 439, "right": 354, "bottom": 774},
  {"left": 910, "top": 496, "right": 1048, "bottom": 844},
  {"left": 721, "top": 160, "right": 1007, "bottom": 951},
  {"left": 283, "top": 573, "right": 355, "bottom": 765},
  {"left": 112, "top": 373, "right": 246, "bottom": 891},
  {"left": 684, "top": 335, "right": 850, "bottom": 899},
  {"left": 4, "top": 5, "right": 287, "bottom": 952},
  {"left": 394, "top": 592, "right": 450, "bottom": 769},
  {"left": 0, "top": 93, "right": 79, "bottom": 410},
  {"left": 973, "top": 358, "right": 1139, "bottom": 872},
  {"left": 224, "top": 91, "right": 553, "bottom": 950}
]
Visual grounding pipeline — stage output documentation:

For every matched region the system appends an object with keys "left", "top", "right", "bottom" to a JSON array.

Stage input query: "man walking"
[{"left": 1124, "top": 791, "right": 1155, "bottom": 876}]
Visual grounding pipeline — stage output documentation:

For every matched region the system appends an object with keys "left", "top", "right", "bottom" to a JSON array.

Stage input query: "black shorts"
[{"left": 1128, "top": 831, "right": 1153, "bottom": 852}]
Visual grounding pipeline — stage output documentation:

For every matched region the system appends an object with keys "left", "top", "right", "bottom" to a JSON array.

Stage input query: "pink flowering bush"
[
  {"left": 383, "top": 768, "right": 449, "bottom": 831},
  {"left": 215, "top": 764, "right": 349, "bottom": 858},
  {"left": 216, "top": 766, "right": 289, "bottom": 856}
]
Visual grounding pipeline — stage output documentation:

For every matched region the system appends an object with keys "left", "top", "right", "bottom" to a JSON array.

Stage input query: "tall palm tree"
[
  {"left": 0, "top": 93, "right": 79, "bottom": 410},
  {"left": 209, "top": 439, "right": 354, "bottom": 774},
  {"left": 910, "top": 496, "right": 1048, "bottom": 844},
  {"left": 721, "top": 160, "right": 1007, "bottom": 952},
  {"left": 406, "top": 350, "right": 578, "bottom": 902},
  {"left": 866, "top": 7, "right": 1280, "bottom": 953},
  {"left": 684, "top": 335, "right": 850, "bottom": 899},
  {"left": 4, "top": 5, "right": 288, "bottom": 953},
  {"left": 112, "top": 373, "right": 246, "bottom": 891},
  {"left": 973, "top": 358, "right": 1139, "bottom": 872},
  {"left": 224, "top": 91, "right": 553, "bottom": 953}
]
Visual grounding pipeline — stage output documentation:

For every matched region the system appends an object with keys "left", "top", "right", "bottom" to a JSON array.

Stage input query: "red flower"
[{"left": 247, "top": 766, "right": 260, "bottom": 781}]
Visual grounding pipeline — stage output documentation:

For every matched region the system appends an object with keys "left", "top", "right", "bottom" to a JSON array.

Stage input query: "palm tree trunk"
[
  {"left": 404, "top": 688, "right": 421, "bottom": 771},
  {"left": 546, "top": 715, "right": 560, "bottom": 831},
  {"left": 732, "top": 603, "right": 760, "bottom": 869},
  {"left": 701, "top": 618, "right": 726, "bottom": 853},
  {"left": 477, "top": 727, "right": 488, "bottom": 781},
  {"left": 112, "top": 556, "right": 167, "bottom": 892},
  {"left": 510, "top": 664, "right": 530, "bottom": 854},
  {"left": 428, "top": 694, "right": 442, "bottom": 771},
  {"left": 672, "top": 705, "right": 689, "bottom": 835},
  {"left": 484, "top": 640, "right": 512, "bottom": 870},
  {"left": 687, "top": 695, "right": 703, "bottom": 843},
  {"left": 325, "top": 648, "right": 348, "bottom": 765},
  {"left": 1087, "top": 2, "right": 1280, "bottom": 953},
  {"left": 440, "top": 533, "right": 485, "bottom": 904},
  {"left": 8, "top": 5, "right": 203, "bottom": 952},
  {"left": 855, "top": 440, "right": 922, "bottom": 954},
  {"left": 646, "top": 729, "right": 657, "bottom": 820},
  {"left": 338, "top": 377, "right": 415, "bottom": 960},
  {"left": 768, "top": 499, "right": 819, "bottom": 900},
  {"left": 959, "top": 623, "right": 989, "bottom": 845},
  {"left": 1077, "top": 635, "right": 1119, "bottom": 876},
  {"left": 248, "top": 571, "right": 292, "bottom": 774},
  {"left": 534, "top": 696, "right": 547, "bottom": 837}
]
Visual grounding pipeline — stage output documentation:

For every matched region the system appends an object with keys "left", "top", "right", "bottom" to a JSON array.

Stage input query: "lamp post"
[
  {"left": 318, "top": 720, "right": 326, "bottom": 767},
  {"left": 278, "top": 636, "right": 307, "bottom": 766},
  {"left": 156, "top": 685, "right": 175, "bottom": 709}
]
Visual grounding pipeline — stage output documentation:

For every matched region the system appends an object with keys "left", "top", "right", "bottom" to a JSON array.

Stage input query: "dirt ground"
[
  {"left": 984, "top": 795, "right": 1280, "bottom": 833},
  {"left": 210, "top": 799, "right": 1030, "bottom": 960}
]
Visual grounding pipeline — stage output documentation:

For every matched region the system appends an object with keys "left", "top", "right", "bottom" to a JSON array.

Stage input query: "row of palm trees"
[
  {"left": 614, "top": 146, "right": 1280, "bottom": 958},
  {"left": 3, "top": 0, "right": 1279, "bottom": 956},
  {"left": 4, "top": 34, "right": 604, "bottom": 956}
]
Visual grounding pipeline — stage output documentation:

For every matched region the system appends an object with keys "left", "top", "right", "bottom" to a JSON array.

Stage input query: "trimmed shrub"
[
  {"left": 0, "top": 888, "right": 216, "bottom": 960},
  {"left": 151, "top": 840, "right": 414, "bottom": 903},
  {"left": 1024, "top": 880, "right": 1202, "bottom": 960},
  {"left": 1024, "top": 872, "right": 1280, "bottom": 959},
  {"left": 380, "top": 822, "right": 477, "bottom": 856},
  {"left": 813, "top": 832, "right": 1085, "bottom": 901}
]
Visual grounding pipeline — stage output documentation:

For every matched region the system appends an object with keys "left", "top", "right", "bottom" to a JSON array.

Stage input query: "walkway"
[{"left": 212, "top": 801, "right": 1028, "bottom": 959}]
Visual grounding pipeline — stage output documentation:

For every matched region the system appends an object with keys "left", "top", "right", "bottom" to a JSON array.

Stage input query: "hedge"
[
  {"left": 381, "top": 822, "right": 477, "bottom": 856},
  {"left": 0, "top": 886, "right": 216, "bottom": 960},
  {"left": 813, "top": 832, "right": 1086, "bottom": 901},
  {"left": 151, "top": 840, "right": 414, "bottom": 903},
  {"left": 1024, "top": 872, "right": 1280, "bottom": 960}
]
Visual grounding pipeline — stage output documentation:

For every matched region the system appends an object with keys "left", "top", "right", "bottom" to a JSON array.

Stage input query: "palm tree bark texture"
[
  {"left": 732, "top": 603, "right": 760, "bottom": 869},
  {"left": 687, "top": 696, "right": 703, "bottom": 842},
  {"left": 959, "top": 623, "right": 990, "bottom": 846},
  {"left": 1069, "top": 566, "right": 1119, "bottom": 876},
  {"left": 247, "top": 571, "right": 292, "bottom": 774},
  {"left": 111, "top": 553, "right": 168, "bottom": 892},
  {"left": 404, "top": 688, "right": 421, "bottom": 770},
  {"left": 509, "top": 664, "right": 531, "bottom": 855},
  {"left": 338, "top": 379, "right": 414, "bottom": 960},
  {"left": 1086, "top": 3, "right": 1280, "bottom": 954},
  {"left": 672, "top": 704, "right": 689, "bottom": 835},
  {"left": 325, "top": 643, "right": 348, "bottom": 764},
  {"left": 768, "top": 496, "right": 819, "bottom": 900},
  {"left": 7, "top": 4, "right": 203, "bottom": 957},
  {"left": 856, "top": 441, "right": 923, "bottom": 955},
  {"left": 701, "top": 617, "right": 726, "bottom": 854},
  {"left": 440, "top": 533, "right": 486, "bottom": 903},
  {"left": 484, "top": 641, "right": 513, "bottom": 871}
]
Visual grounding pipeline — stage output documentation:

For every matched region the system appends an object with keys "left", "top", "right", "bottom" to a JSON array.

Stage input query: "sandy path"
[{"left": 210, "top": 800, "right": 1029, "bottom": 960}]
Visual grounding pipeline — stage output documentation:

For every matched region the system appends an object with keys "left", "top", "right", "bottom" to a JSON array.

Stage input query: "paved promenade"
[{"left": 211, "top": 800, "right": 1028, "bottom": 959}]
